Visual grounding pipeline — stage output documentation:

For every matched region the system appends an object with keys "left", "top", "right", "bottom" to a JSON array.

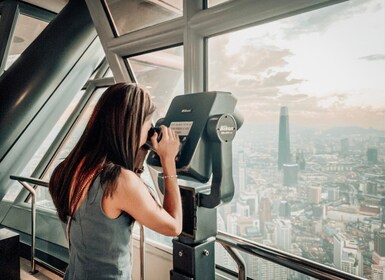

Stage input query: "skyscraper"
[
  {"left": 367, "top": 147, "right": 378, "bottom": 164},
  {"left": 334, "top": 233, "right": 363, "bottom": 276},
  {"left": 374, "top": 229, "right": 385, "bottom": 257},
  {"left": 276, "top": 219, "right": 292, "bottom": 251},
  {"left": 278, "top": 200, "right": 291, "bottom": 218},
  {"left": 278, "top": 106, "right": 291, "bottom": 170},
  {"left": 283, "top": 163, "right": 298, "bottom": 186}
]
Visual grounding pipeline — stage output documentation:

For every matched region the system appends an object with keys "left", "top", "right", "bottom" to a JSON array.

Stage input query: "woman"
[{"left": 49, "top": 83, "right": 182, "bottom": 279}]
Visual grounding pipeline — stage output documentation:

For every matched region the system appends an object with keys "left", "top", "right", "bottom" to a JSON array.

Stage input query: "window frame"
[{"left": 0, "top": 1, "right": 55, "bottom": 74}]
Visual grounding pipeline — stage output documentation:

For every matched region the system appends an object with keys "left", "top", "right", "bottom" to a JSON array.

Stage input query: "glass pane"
[
  {"left": 105, "top": 67, "right": 113, "bottom": 78},
  {"left": 5, "top": 14, "right": 48, "bottom": 69},
  {"left": 128, "top": 46, "right": 184, "bottom": 247},
  {"left": 3, "top": 90, "right": 85, "bottom": 202},
  {"left": 209, "top": 0, "right": 384, "bottom": 279},
  {"left": 128, "top": 45, "right": 184, "bottom": 121},
  {"left": 35, "top": 88, "right": 106, "bottom": 209},
  {"left": 105, "top": 0, "right": 183, "bottom": 36},
  {"left": 207, "top": 0, "right": 233, "bottom": 8}
]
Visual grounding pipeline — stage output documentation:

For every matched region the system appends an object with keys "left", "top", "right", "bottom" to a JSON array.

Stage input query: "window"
[
  {"left": 128, "top": 45, "right": 184, "bottom": 121},
  {"left": 5, "top": 14, "right": 48, "bottom": 69},
  {"left": 208, "top": 0, "right": 384, "bottom": 278},
  {"left": 104, "top": 0, "right": 183, "bottom": 36},
  {"left": 2, "top": 90, "right": 84, "bottom": 202}
]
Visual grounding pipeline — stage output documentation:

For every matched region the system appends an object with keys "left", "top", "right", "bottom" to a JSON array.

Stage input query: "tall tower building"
[
  {"left": 283, "top": 163, "right": 298, "bottom": 186},
  {"left": 276, "top": 219, "right": 291, "bottom": 251},
  {"left": 278, "top": 106, "right": 291, "bottom": 170}
]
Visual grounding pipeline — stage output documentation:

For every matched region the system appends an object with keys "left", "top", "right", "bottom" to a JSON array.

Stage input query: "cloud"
[
  {"left": 359, "top": 54, "right": 385, "bottom": 61},
  {"left": 281, "top": 0, "right": 382, "bottom": 37},
  {"left": 262, "top": 71, "right": 304, "bottom": 88}
]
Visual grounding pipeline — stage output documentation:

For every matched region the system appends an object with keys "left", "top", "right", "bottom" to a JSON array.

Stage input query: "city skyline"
[{"left": 215, "top": 102, "right": 385, "bottom": 279}]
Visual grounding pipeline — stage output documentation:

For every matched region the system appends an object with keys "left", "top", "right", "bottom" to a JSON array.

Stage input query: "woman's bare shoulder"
[{"left": 117, "top": 168, "right": 142, "bottom": 191}]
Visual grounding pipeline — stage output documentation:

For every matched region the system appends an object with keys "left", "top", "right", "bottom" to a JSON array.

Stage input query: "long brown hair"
[{"left": 49, "top": 83, "right": 155, "bottom": 223}]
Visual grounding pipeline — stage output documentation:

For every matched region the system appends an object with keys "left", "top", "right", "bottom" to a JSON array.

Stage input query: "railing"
[
  {"left": 9, "top": 175, "right": 367, "bottom": 280},
  {"left": 9, "top": 175, "right": 60, "bottom": 276},
  {"left": 216, "top": 230, "right": 366, "bottom": 280}
]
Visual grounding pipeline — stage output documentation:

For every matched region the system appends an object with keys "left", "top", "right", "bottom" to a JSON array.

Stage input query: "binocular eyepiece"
[
  {"left": 147, "top": 126, "right": 162, "bottom": 142},
  {"left": 144, "top": 126, "right": 162, "bottom": 150}
]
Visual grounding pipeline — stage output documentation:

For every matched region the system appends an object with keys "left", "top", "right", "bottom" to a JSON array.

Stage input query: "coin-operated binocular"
[{"left": 146, "top": 91, "right": 242, "bottom": 280}]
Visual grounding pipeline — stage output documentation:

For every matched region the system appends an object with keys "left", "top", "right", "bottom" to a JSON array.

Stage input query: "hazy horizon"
[{"left": 209, "top": 0, "right": 385, "bottom": 131}]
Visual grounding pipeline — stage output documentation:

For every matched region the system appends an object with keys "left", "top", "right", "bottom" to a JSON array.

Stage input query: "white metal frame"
[{"left": 85, "top": 0, "right": 345, "bottom": 93}]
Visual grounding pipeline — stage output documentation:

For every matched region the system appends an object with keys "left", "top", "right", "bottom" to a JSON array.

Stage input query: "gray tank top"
[{"left": 64, "top": 176, "right": 135, "bottom": 280}]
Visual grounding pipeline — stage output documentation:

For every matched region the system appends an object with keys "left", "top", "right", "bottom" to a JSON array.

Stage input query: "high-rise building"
[
  {"left": 240, "top": 192, "right": 258, "bottom": 217},
  {"left": 276, "top": 219, "right": 291, "bottom": 251},
  {"left": 283, "top": 163, "right": 298, "bottom": 186},
  {"left": 328, "top": 187, "right": 340, "bottom": 202},
  {"left": 308, "top": 186, "right": 322, "bottom": 204},
  {"left": 374, "top": 229, "right": 385, "bottom": 257},
  {"left": 371, "top": 264, "right": 385, "bottom": 280},
  {"left": 278, "top": 106, "right": 291, "bottom": 170},
  {"left": 367, "top": 147, "right": 378, "bottom": 164},
  {"left": 278, "top": 200, "right": 291, "bottom": 218},
  {"left": 366, "top": 181, "right": 378, "bottom": 195},
  {"left": 334, "top": 233, "right": 363, "bottom": 276},
  {"left": 259, "top": 197, "right": 272, "bottom": 234},
  {"left": 295, "top": 149, "right": 306, "bottom": 170}
]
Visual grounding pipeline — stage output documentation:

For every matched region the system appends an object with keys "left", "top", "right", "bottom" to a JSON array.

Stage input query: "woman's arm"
[{"left": 108, "top": 126, "right": 182, "bottom": 236}]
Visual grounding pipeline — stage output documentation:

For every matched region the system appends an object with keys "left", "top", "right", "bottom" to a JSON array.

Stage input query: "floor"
[{"left": 20, "top": 257, "right": 62, "bottom": 280}]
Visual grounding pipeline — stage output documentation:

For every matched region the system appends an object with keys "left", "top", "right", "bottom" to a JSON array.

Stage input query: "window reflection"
[
  {"left": 5, "top": 14, "right": 48, "bottom": 70},
  {"left": 104, "top": 0, "right": 182, "bottom": 36},
  {"left": 209, "top": 0, "right": 384, "bottom": 278}
]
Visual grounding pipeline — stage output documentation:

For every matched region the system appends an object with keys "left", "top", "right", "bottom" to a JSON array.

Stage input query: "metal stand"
[
  {"left": 170, "top": 114, "right": 238, "bottom": 280},
  {"left": 170, "top": 185, "right": 217, "bottom": 280}
]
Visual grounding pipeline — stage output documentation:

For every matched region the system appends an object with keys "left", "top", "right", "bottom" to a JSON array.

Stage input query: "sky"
[{"left": 209, "top": 0, "right": 385, "bottom": 130}]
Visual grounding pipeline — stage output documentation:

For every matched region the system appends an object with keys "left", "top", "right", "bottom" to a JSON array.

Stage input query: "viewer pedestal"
[{"left": 0, "top": 228, "right": 20, "bottom": 280}]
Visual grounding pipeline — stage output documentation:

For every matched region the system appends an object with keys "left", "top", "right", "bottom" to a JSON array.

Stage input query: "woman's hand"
[{"left": 150, "top": 125, "right": 180, "bottom": 162}]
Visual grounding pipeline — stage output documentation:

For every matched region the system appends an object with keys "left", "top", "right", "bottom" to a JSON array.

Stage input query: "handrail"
[
  {"left": 10, "top": 175, "right": 146, "bottom": 280},
  {"left": 216, "top": 230, "right": 366, "bottom": 280},
  {"left": 10, "top": 175, "right": 49, "bottom": 187},
  {"left": 10, "top": 175, "right": 63, "bottom": 276}
]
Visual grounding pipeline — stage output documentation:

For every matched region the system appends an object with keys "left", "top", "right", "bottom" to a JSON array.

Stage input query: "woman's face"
[{"left": 139, "top": 117, "right": 153, "bottom": 147}]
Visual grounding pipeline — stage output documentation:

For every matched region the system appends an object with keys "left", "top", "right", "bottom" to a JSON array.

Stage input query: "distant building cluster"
[{"left": 216, "top": 106, "right": 385, "bottom": 279}]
